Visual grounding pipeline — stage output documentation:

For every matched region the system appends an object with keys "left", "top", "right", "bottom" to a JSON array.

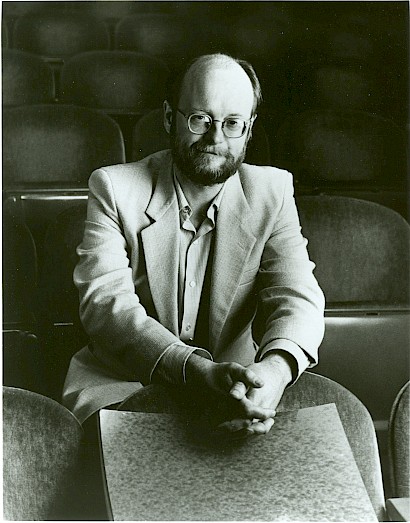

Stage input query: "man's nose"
[{"left": 206, "top": 121, "right": 225, "bottom": 143}]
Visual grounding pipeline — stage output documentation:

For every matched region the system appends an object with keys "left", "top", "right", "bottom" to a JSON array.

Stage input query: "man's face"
[{"left": 165, "top": 63, "right": 256, "bottom": 186}]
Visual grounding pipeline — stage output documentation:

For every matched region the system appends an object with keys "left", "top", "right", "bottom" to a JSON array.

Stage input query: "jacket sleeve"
[
  {"left": 255, "top": 173, "right": 325, "bottom": 368},
  {"left": 74, "top": 168, "right": 182, "bottom": 385}
]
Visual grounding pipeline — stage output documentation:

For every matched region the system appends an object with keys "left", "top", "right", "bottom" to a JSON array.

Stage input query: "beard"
[{"left": 170, "top": 130, "right": 248, "bottom": 187}]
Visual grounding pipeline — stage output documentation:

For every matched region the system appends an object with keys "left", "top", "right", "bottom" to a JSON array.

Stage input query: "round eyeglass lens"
[
  {"left": 188, "top": 114, "right": 212, "bottom": 134},
  {"left": 224, "top": 119, "right": 246, "bottom": 137}
]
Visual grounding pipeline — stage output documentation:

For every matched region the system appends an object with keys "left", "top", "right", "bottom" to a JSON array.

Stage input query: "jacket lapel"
[
  {"left": 141, "top": 158, "right": 180, "bottom": 336},
  {"left": 210, "top": 172, "right": 256, "bottom": 351}
]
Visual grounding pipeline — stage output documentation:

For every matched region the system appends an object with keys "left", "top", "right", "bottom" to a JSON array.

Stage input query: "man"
[{"left": 63, "top": 54, "right": 325, "bottom": 435}]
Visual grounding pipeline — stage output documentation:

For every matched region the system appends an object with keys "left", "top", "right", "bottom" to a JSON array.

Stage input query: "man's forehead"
[
  {"left": 179, "top": 60, "right": 254, "bottom": 112},
  {"left": 184, "top": 58, "right": 250, "bottom": 89}
]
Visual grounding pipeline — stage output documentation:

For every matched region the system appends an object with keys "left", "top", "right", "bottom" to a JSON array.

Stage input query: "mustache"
[{"left": 190, "top": 143, "right": 229, "bottom": 157}]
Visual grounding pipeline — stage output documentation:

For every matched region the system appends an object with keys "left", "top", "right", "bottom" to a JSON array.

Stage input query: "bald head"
[
  {"left": 166, "top": 53, "right": 262, "bottom": 114},
  {"left": 182, "top": 54, "right": 245, "bottom": 90}
]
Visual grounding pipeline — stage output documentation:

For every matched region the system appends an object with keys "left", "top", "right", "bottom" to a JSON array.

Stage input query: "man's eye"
[
  {"left": 191, "top": 115, "right": 207, "bottom": 122},
  {"left": 225, "top": 119, "right": 241, "bottom": 128}
]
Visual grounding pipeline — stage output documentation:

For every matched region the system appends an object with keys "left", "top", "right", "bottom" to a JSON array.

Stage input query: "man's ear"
[
  {"left": 246, "top": 114, "right": 257, "bottom": 144},
  {"left": 163, "top": 100, "right": 173, "bottom": 134}
]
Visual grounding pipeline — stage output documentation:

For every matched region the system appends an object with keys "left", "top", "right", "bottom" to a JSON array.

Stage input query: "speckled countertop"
[{"left": 100, "top": 403, "right": 377, "bottom": 521}]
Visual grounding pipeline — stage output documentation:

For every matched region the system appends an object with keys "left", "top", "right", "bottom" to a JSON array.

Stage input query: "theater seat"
[
  {"left": 131, "top": 108, "right": 169, "bottom": 161},
  {"left": 280, "top": 373, "right": 386, "bottom": 521},
  {"left": 61, "top": 51, "right": 168, "bottom": 113},
  {"left": 60, "top": 51, "right": 169, "bottom": 160},
  {"left": 2, "top": 1, "right": 57, "bottom": 21},
  {"left": 82, "top": 1, "right": 174, "bottom": 26},
  {"left": 3, "top": 104, "right": 125, "bottom": 264},
  {"left": 217, "top": 9, "right": 304, "bottom": 66},
  {"left": 289, "top": 60, "right": 392, "bottom": 116},
  {"left": 132, "top": 108, "right": 271, "bottom": 166},
  {"left": 386, "top": 381, "right": 410, "bottom": 521},
  {"left": 3, "top": 386, "right": 84, "bottom": 520},
  {"left": 12, "top": 11, "right": 110, "bottom": 61},
  {"left": 39, "top": 204, "right": 87, "bottom": 328},
  {"left": 274, "top": 109, "right": 407, "bottom": 186},
  {"left": 297, "top": 196, "right": 409, "bottom": 304},
  {"left": 2, "top": 49, "right": 55, "bottom": 106},
  {"left": 274, "top": 109, "right": 408, "bottom": 218},
  {"left": 114, "top": 14, "right": 207, "bottom": 67},
  {"left": 116, "top": 373, "right": 385, "bottom": 520},
  {"left": 388, "top": 382, "right": 410, "bottom": 499},
  {"left": 296, "top": 196, "right": 409, "bottom": 432},
  {"left": 11, "top": 10, "right": 111, "bottom": 98},
  {"left": 3, "top": 104, "right": 125, "bottom": 187},
  {"left": 319, "top": 6, "right": 406, "bottom": 79}
]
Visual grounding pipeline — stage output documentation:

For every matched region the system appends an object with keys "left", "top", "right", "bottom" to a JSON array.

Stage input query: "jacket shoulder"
[
  {"left": 240, "top": 162, "right": 292, "bottom": 182},
  {"left": 239, "top": 163, "right": 293, "bottom": 200},
  {"left": 89, "top": 150, "right": 172, "bottom": 203},
  {"left": 91, "top": 149, "right": 172, "bottom": 187}
]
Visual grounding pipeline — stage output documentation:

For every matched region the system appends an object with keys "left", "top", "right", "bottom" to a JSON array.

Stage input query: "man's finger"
[
  {"left": 228, "top": 364, "right": 264, "bottom": 389},
  {"left": 240, "top": 397, "right": 276, "bottom": 420},
  {"left": 229, "top": 381, "right": 247, "bottom": 400},
  {"left": 217, "top": 418, "right": 252, "bottom": 432},
  {"left": 240, "top": 367, "right": 264, "bottom": 388},
  {"left": 247, "top": 417, "right": 275, "bottom": 435}
]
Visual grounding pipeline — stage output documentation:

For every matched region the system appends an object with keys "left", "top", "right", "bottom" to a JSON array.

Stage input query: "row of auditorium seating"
[
  {"left": 3, "top": 50, "right": 408, "bottom": 207},
  {"left": 3, "top": 3, "right": 406, "bottom": 64},
  {"left": 2, "top": 49, "right": 169, "bottom": 109},
  {"left": 4, "top": 49, "right": 408, "bottom": 191},
  {"left": 3, "top": 47, "right": 406, "bottom": 127},
  {"left": 3, "top": 103, "right": 408, "bottom": 223},
  {"left": 3, "top": 2, "right": 408, "bottom": 203},
  {"left": 3, "top": 376, "right": 409, "bottom": 518},
  {"left": 2, "top": 2, "right": 408, "bottom": 131}
]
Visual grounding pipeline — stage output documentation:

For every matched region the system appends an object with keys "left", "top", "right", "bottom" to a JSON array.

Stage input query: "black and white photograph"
[{"left": 2, "top": 0, "right": 409, "bottom": 520}]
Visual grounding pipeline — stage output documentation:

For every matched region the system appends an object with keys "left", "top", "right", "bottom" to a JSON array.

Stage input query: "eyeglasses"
[{"left": 177, "top": 109, "right": 252, "bottom": 138}]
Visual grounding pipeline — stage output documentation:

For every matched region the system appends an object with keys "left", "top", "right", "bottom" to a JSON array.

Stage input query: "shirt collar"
[{"left": 173, "top": 169, "right": 226, "bottom": 225}]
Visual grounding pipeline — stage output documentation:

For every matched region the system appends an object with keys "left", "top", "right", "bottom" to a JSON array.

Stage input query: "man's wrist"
[
  {"left": 151, "top": 344, "right": 212, "bottom": 386},
  {"left": 185, "top": 352, "right": 214, "bottom": 387},
  {"left": 260, "top": 350, "right": 295, "bottom": 386}
]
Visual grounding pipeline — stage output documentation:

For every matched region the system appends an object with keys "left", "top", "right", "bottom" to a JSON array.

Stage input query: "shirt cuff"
[
  {"left": 150, "top": 342, "right": 213, "bottom": 386},
  {"left": 256, "top": 339, "right": 311, "bottom": 383}
]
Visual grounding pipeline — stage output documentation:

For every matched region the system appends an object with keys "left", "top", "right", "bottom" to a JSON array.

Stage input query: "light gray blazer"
[{"left": 62, "top": 150, "right": 325, "bottom": 423}]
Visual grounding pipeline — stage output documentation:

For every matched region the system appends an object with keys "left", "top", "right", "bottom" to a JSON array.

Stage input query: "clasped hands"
[{"left": 185, "top": 352, "right": 293, "bottom": 438}]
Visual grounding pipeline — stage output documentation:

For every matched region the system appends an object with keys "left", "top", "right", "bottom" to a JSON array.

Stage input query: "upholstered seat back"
[
  {"left": 297, "top": 196, "right": 410, "bottom": 304},
  {"left": 2, "top": 49, "right": 55, "bottom": 106},
  {"left": 3, "top": 104, "right": 125, "bottom": 187},
  {"left": 389, "top": 382, "right": 410, "bottom": 498},
  {"left": 60, "top": 51, "right": 169, "bottom": 113},
  {"left": 3, "top": 387, "right": 83, "bottom": 520}
]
